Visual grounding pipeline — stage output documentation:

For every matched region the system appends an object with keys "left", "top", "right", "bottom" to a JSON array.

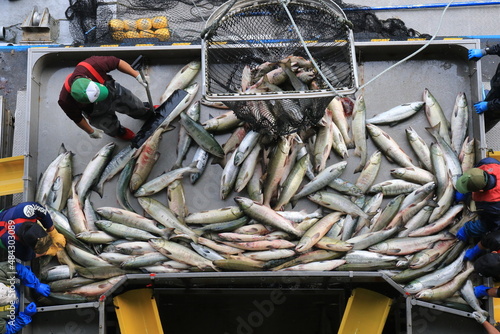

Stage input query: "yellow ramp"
[
  {"left": 0, "top": 156, "right": 24, "bottom": 196},
  {"left": 113, "top": 288, "right": 164, "bottom": 334},
  {"left": 338, "top": 288, "right": 393, "bottom": 334},
  {"left": 494, "top": 282, "right": 500, "bottom": 325}
]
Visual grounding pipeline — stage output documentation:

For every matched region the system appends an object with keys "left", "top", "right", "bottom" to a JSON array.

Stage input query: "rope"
[
  {"left": 357, "top": 0, "right": 455, "bottom": 91},
  {"left": 278, "top": 0, "right": 343, "bottom": 95}
]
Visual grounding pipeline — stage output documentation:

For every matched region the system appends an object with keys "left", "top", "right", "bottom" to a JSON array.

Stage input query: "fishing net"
[
  {"left": 201, "top": 0, "right": 357, "bottom": 137},
  {"left": 64, "top": 0, "right": 432, "bottom": 46},
  {"left": 66, "top": 0, "right": 227, "bottom": 45}
]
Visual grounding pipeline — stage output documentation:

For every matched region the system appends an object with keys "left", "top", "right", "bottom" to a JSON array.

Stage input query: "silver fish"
[
  {"left": 95, "top": 220, "right": 158, "bottom": 241},
  {"left": 45, "top": 151, "right": 73, "bottom": 211},
  {"left": 36, "top": 149, "right": 68, "bottom": 205},
  {"left": 427, "top": 124, "right": 463, "bottom": 187},
  {"left": 233, "top": 130, "right": 261, "bottom": 167},
  {"left": 352, "top": 95, "right": 368, "bottom": 173},
  {"left": 369, "top": 232, "right": 455, "bottom": 256},
  {"left": 403, "top": 250, "right": 465, "bottom": 294},
  {"left": 138, "top": 197, "right": 200, "bottom": 242},
  {"left": 180, "top": 110, "right": 225, "bottom": 158},
  {"left": 355, "top": 150, "right": 382, "bottom": 194},
  {"left": 450, "top": 92, "right": 469, "bottom": 154},
  {"left": 459, "top": 137, "right": 475, "bottom": 172},
  {"left": 234, "top": 142, "right": 262, "bottom": 193},
  {"left": 174, "top": 101, "right": 201, "bottom": 169},
  {"left": 391, "top": 167, "right": 435, "bottom": 185},
  {"left": 366, "top": 124, "right": 414, "bottom": 168},
  {"left": 328, "top": 96, "right": 353, "bottom": 149},
  {"left": 308, "top": 190, "right": 369, "bottom": 219},
  {"left": 95, "top": 145, "right": 137, "bottom": 197},
  {"left": 190, "top": 147, "right": 210, "bottom": 184},
  {"left": 160, "top": 60, "right": 201, "bottom": 104},
  {"left": 96, "top": 206, "right": 167, "bottom": 237},
  {"left": 116, "top": 158, "right": 136, "bottom": 212},
  {"left": 406, "top": 127, "right": 432, "bottom": 171},
  {"left": 291, "top": 161, "right": 347, "bottom": 203},
  {"left": 423, "top": 87, "right": 451, "bottom": 145},
  {"left": 366, "top": 101, "right": 424, "bottom": 125},
  {"left": 220, "top": 150, "right": 241, "bottom": 200},
  {"left": 76, "top": 142, "right": 116, "bottom": 204},
  {"left": 134, "top": 161, "right": 199, "bottom": 197},
  {"left": 234, "top": 197, "right": 304, "bottom": 237},
  {"left": 149, "top": 238, "right": 216, "bottom": 271}
]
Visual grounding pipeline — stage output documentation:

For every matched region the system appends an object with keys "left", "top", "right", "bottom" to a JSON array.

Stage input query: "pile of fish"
[
  {"left": 34, "top": 57, "right": 486, "bottom": 317},
  {"left": 224, "top": 55, "right": 330, "bottom": 137}
]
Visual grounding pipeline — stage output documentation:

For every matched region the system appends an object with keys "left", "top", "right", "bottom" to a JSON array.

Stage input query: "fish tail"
[
  {"left": 354, "top": 163, "right": 364, "bottom": 174},
  {"left": 425, "top": 123, "right": 441, "bottom": 138}
]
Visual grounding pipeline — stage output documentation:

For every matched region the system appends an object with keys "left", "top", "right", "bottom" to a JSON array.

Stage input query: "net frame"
[{"left": 201, "top": 0, "right": 359, "bottom": 102}]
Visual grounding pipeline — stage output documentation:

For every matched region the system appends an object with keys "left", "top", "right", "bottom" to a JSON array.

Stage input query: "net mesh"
[
  {"left": 66, "top": 0, "right": 227, "bottom": 45},
  {"left": 64, "top": 0, "right": 432, "bottom": 46},
  {"left": 202, "top": 0, "right": 355, "bottom": 136}
]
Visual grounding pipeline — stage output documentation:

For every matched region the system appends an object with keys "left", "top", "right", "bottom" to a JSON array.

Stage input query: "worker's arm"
[
  {"left": 76, "top": 118, "right": 95, "bottom": 134},
  {"left": 117, "top": 60, "right": 140, "bottom": 78},
  {"left": 76, "top": 118, "right": 103, "bottom": 139},
  {"left": 473, "top": 312, "right": 500, "bottom": 333},
  {"left": 485, "top": 44, "right": 500, "bottom": 56},
  {"left": 483, "top": 320, "right": 500, "bottom": 334},
  {"left": 117, "top": 59, "right": 147, "bottom": 87}
]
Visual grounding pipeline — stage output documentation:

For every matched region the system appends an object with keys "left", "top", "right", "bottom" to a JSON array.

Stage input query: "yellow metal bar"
[
  {"left": 113, "top": 288, "right": 164, "bottom": 334},
  {"left": 0, "top": 156, "right": 24, "bottom": 196},
  {"left": 494, "top": 282, "right": 500, "bottom": 325},
  {"left": 338, "top": 288, "right": 393, "bottom": 334}
]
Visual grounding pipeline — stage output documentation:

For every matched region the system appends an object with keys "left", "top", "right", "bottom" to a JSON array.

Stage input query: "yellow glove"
[
  {"left": 45, "top": 244, "right": 59, "bottom": 257},
  {"left": 48, "top": 229, "right": 66, "bottom": 248}
]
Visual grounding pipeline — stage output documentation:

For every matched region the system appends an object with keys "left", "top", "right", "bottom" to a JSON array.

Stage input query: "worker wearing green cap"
[
  {"left": 454, "top": 157, "right": 500, "bottom": 261},
  {"left": 58, "top": 56, "right": 152, "bottom": 141}
]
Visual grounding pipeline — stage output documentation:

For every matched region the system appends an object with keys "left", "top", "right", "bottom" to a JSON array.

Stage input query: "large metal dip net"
[{"left": 202, "top": 0, "right": 357, "bottom": 137}]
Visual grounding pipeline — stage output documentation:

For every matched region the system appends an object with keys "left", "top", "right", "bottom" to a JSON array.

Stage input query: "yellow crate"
[
  {"left": 113, "top": 288, "right": 164, "bottom": 334},
  {"left": 0, "top": 156, "right": 24, "bottom": 196},
  {"left": 338, "top": 288, "right": 393, "bottom": 334}
]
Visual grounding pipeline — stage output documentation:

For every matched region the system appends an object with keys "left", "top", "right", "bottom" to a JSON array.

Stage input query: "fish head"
[
  {"left": 366, "top": 124, "right": 381, "bottom": 137},
  {"left": 404, "top": 282, "right": 424, "bottom": 295},
  {"left": 409, "top": 254, "right": 429, "bottom": 269},
  {"left": 234, "top": 197, "right": 253, "bottom": 209},
  {"left": 186, "top": 60, "right": 201, "bottom": 71},
  {"left": 390, "top": 168, "right": 404, "bottom": 178},
  {"left": 148, "top": 238, "right": 165, "bottom": 250}
]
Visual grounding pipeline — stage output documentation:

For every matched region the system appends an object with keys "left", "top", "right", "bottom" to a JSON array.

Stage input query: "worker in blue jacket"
[
  {"left": 469, "top": 43, "right": 500, "bottom": 131},
  {"left": 0, "top": 202, "right": 66, "bottom": 261},
  {"left": 454, "top": 157, "right": 500, "bottom": 260}
]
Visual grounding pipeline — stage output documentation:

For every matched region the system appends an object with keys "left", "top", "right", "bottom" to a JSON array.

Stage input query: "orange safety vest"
[{"left": 473, "top": 163, "right": 500, "bottom": 202}]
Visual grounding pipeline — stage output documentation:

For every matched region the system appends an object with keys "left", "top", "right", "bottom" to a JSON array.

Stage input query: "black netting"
[
  {"left": 66, "top": 0, "right": 227, "bottom": 45},
  {"left": 66, "top": 0, "right": 114, "bottom": 45},
  {"left": 202, "top": 0, "right": 355, "bottom": 137},
  {"left": 224, "top": 97, "right": 333, "bottom": 137},
  {"left": 64, "top": 0, "right": 432, "bottom": 46}
]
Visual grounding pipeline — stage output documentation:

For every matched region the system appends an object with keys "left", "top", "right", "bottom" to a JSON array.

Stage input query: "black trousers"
[{"left": 85, "top": 81, "right": 148, "bottom": 137}]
